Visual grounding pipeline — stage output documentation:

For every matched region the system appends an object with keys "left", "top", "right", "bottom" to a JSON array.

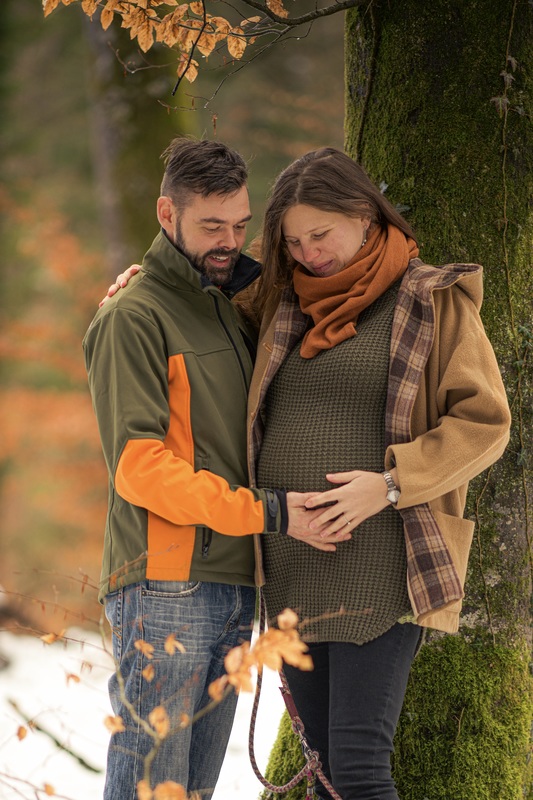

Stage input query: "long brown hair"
[{"left": 252, "top": 147, "right": 416, "bottom": 315}]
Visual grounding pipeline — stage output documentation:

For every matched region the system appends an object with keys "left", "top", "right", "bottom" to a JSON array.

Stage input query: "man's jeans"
[{"left": 103, "top": 580, "right": 256, "bottom": 799}]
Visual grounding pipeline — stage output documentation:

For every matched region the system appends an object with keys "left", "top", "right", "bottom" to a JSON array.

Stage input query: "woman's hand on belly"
[
  {"left": 286, "top": 491, "right": 352, "bottom": 551},
  {"left": 303, "top": 470, "right": 392, "bottom": 537}
]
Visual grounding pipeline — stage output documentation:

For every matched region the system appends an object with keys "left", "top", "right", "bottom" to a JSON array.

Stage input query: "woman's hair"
[{"left": 253, "top": 147, "right": 416, "bottom": 314}]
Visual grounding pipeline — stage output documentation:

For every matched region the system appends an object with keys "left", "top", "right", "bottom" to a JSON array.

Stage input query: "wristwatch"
[{"left": 382, "top": 471, "right": 401, "bottom": 506}]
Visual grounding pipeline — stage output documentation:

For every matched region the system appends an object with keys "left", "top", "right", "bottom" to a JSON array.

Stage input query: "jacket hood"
[{"left": 406, "top": 258, "right": 483, "bottom": 311}]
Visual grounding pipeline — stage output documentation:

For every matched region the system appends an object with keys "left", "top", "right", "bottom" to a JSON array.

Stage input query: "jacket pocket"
[{"left": 432, "top": 509, "right": 475, "bottom": 587}]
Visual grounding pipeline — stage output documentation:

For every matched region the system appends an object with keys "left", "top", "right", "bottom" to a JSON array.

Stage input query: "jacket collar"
[{"left": 142, "top": 230, "right": 261, "bottom": 299}]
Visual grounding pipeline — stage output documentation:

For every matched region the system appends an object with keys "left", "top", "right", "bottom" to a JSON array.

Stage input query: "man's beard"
[{"left": 175, "top": 223, "right": 239, "bottom": 286}]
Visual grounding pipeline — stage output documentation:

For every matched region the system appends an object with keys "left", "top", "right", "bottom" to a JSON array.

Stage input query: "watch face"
[{"left": 388, "top": 489, "right": 401, "bottom": 504}]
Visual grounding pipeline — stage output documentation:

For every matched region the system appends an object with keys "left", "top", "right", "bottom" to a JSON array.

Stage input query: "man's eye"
[{"left": 205, "top": 228, "right": 220, "bottom": 233}]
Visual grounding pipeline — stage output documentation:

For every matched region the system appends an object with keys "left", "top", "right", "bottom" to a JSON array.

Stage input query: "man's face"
[{"left": 165, "top": 187, "right": 252, "bottom": 285}]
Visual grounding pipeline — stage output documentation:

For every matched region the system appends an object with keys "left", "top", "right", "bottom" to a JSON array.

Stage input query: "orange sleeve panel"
[{"left": 115, "top": 438, "right": 265, "bottom": 536}]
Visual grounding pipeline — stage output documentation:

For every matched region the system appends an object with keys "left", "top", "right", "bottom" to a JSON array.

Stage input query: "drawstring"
[{"left": 248, "top": 591, "right": 343, "bottom": 799}]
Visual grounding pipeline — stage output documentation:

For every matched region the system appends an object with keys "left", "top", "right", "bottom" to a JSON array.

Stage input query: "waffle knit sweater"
[{"left": 257, "top": 283, "right": 411, "bottom": 644}]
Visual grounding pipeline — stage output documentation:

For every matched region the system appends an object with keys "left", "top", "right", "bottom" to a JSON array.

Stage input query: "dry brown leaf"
[
  {"left": 178, "top": 712, "right": 190, "bottom": 728},
  {"left": 227, "top": 27, "right": 246, "bottom": 60},
  {"left": 136, "top": 780, "right": 153, "bottom": 800},
  {"left": 142, "top": 663, "right": 156, "bottom": 682},
  {"left": 134, "top": 639, "right": 155, "bottom": 660},
  {"left": 65, "top": 672, "right": 81, "bottom": 685},
  {"left": 16, "top": 726, "right": 27, "bottom": 741},
  {"left": 43, "top": 0, "right": 61, "bottom": 17},
  {"left": 277, "top": 608, "right": 299, "bottom": 630},
  {"left": 189, "top": 1, "right": 204, "bottom": 15},
  {"left": 240, "top": 15, "right": 262, "bottom": 26},
  {"left": 81, "top": 0, "right": 99, "bottom": 17},
  {"left": 41, "top": 630, "right": 66, "bottom": 645},
  {"left": 153, "top": 782, "right": 188, "bottom": 800},
  {"left": 177, "top": 54, "right": 199, "bottom": 82},
  {"left": 266, "top": 0, "right": 289, "bottom": 17},
  {"left": 164, "top": 633, "right": 186, "bottom": 655},
  {"left": 43, "top": 784, "right": 55, "bottom": 796},
  {"left": 149, "top": 705, "right": 170, "bottom": 738},
  {"left": 104, "top": 714, "right": 126, "bottom": 734},
  {"left": 208, "top": 674, "right": 228, "bottom": 701}
]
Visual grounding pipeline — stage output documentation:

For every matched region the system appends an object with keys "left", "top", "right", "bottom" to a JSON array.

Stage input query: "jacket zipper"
[
  {"left": 212, "top": 294, "right": 247, "bottom": 386},
  {"left": 201, "top": 528, "right": 213, "bottom": 559}
]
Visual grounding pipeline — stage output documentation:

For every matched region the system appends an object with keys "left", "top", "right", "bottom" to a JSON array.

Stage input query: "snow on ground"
[{"left": 0, "top": 628, "right": 285, "bottom": 799}]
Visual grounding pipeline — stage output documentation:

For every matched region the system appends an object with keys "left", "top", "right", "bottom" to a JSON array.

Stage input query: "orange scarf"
[{"left": 293, "top": 224, "right": 419, "bottom": 358}]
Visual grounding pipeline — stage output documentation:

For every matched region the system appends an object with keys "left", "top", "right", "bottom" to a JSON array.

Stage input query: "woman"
[
  {"left": 108, "top": 147, "right": 510, "bottom": 799},
  {"left": 245, "top": 147, "right": 510, "bottom": 800}
]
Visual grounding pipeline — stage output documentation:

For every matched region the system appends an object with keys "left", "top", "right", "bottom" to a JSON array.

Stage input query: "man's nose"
[{"left": 217, "top": 229, "right": 237, "bottom": 250}]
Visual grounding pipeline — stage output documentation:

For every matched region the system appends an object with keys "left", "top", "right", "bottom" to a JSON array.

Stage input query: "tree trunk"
[{"left": 263, "top": 1, "right": 532, "bottom": 797}]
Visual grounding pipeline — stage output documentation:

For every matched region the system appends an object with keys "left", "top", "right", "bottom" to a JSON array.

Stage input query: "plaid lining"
[{"left": 250, "top": 261, "right": 481, "bottom": 619}]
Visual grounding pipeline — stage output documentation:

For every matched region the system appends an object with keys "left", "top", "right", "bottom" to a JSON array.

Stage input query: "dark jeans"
[{"left": 283, "top": 622, "right": 422, "bottom": 800}]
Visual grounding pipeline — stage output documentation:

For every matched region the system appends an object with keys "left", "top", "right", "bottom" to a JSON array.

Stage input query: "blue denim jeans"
[
  {"left": 283, "top": 622, "right": 422, "bottom": 800},
  {"left": 103, "top": 580, "right": 256, "bottom": 800}
]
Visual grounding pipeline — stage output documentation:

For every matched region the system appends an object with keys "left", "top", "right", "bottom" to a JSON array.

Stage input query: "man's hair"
[{"left": 160, "top": 137, "right": 248, "bottom": 211}]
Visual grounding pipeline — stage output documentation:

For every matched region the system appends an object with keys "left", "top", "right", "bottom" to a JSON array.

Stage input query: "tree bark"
[{"left": 263, "top": 1, "right": 532, "bottom": 797}]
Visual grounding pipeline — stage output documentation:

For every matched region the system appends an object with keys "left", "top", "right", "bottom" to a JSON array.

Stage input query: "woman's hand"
[
  {"left": 286, "top": 491, "right": 352, "bottom": 551},
  {"left": 99, "top": 265, "right": 142, "bottom": 307},
  {"left": 304, "top": 471, "right": 393, "bottom": 537}
]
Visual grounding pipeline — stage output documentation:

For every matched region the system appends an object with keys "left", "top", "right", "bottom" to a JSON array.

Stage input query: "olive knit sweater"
[{"left": 257, "top": 283, "right": 411, "bottom": 644}]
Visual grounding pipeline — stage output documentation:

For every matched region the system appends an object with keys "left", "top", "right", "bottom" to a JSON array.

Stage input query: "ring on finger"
[{"left": 343, "top": 515, "right": 352, "bottom": 528}]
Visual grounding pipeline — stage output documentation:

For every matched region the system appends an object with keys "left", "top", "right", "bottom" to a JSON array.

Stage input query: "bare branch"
[{"left": 239, "top": 0, "right": 371, "bottom": 27}]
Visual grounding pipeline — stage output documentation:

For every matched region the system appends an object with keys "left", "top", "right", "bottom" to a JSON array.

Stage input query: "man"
[{"left": 84, "top": 138, "right": 340, "bottom": 799}]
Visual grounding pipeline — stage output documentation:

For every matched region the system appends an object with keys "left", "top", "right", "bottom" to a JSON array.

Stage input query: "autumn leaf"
[
  {"left": 16, "top": 726, "right": 27, "bottom": 741},
  {"left": 208, "top": 674, "right": 229, "bottom": 701},
  {"left": 153, "top": 781, "right": 188, "bottom": 800},
  {"left": 278, "top": 608, "right": 299, "bottom": 630},
  {"left": 42, "top": 0, "right": 61, "bottom": 17},
  {"left": 266, "top": 0, "right": 289, "bottom": 17},
  {"left": 137, "top": 780, "right": 153, "bottom": 800},
  {"left": 196, "top": 29, "right": 217, "bottom": 58},
  {"left": 149, "top": 705, "right": 170, "bottom": 738},
  {"left": 178, "top": 712, "right": 190, "bottom": 728},
  {"left": 177, "top": 54, "right": 199, "bottom": 83},
  {"left": 81, "top": 0, "right": 99, "bottom": 17},
  {"left": 134, "top": 639, "right": 155, "bottom": 660},
  {"left": 65, "top": 672, "right": 81, "bottom": 685},
  {"left": 227, "top": 27, "right": 246, "bottom": 59},
  {"left": 41, "top": 629, "right": 66, "bottom": 645},
  {"left": 43, "top": 784, "right": 55, "bottom": 796},
  {"left": 189, "top": 1, "right": 204, "bottom": 15},
  {"left": 142, "top": 663, "right": 156, "bottom": 682},
  {"left": 164, "top": 633, "right": 186, "bottom": 655},
  {"left": 240, "top": 15, "right": 262, "bottom": 26},
  {"left": 104, "top": 715, "right": 126, "bottom": 734}
]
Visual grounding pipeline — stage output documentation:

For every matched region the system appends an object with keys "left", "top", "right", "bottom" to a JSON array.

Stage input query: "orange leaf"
[
  {"left": 189, "top": 1, "right": 204, "bottom": 15},
  {"left": 164, "top": 633, "right": 186, "bottom": 655},
  {"left": 177, "top": 54, "right": 199, "bottom": 83},
  {"left": 134, "top": 639, "right": 155, "bottom": 660},
  {"left": 43, "top": 0, "right": 61, "bottom": 17},
  {"left": 149, "top": 706, "right": 170, "bottom": 738},
  {"left": 208, "top": 674, "right": 228, "bottom": 701},
  {"left": 137, "top": 781, "right": 153, "bottom": 800},
  {"left": 65, "top": 672, "right": 81, "bottom": 685},
  {"left": 227, "top": 27, "right": 246, "bottom": 59},
  {"left": 43, "top": 785, "right": 55, "bottom": 796},
  {"left": 266, "top": 0, "right": 289, "bottom": 17},
  {"left": 277, "top": 608, "right": 299, "bottom": 630},
  {"left": 17, "top": 726, "right": 27, "bottom": 741},
  {"left": 81, "top": 0, "right": 99, "bottom": 17},
  {"left": 41, "top": 630, "right": 66, "bottom": 645},
  {"left": 104, "top": 715, "right": 126, "bottom": 734},
  {"left": 153, "top": 782, "right": 188, "bottom": 800},
  {"left": 142, "top": 663, "right": 156, "bottom": 682},
  {"left": 178, "top": 713, "right": 190, "bottom": 728}
]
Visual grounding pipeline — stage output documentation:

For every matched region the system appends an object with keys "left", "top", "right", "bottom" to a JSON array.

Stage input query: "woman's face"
[{"left": 282, "top": 204, "right": 370, "bottom": 278}]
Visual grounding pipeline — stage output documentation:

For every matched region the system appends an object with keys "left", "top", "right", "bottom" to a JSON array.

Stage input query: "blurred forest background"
[{"left": 0, "top": 0, "right": 345, "bottom": 633}]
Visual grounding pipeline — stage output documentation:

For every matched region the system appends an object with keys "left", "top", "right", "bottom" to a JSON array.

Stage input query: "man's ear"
[{"left": 157, "top": 196, "right": 177, "bottom": 238}]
